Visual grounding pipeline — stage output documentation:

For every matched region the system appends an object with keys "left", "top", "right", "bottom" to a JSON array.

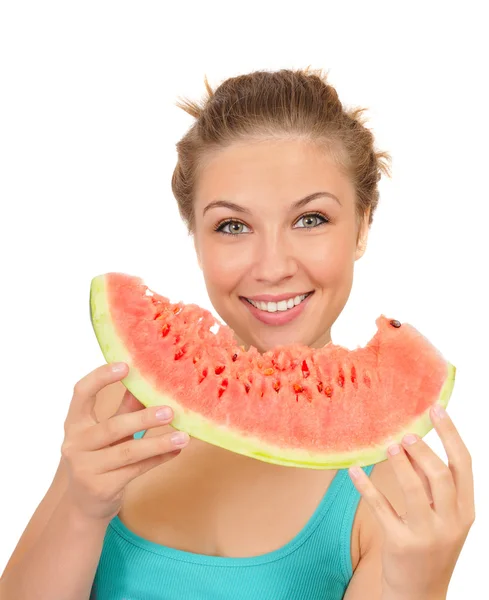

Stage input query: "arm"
[
  {"left": 0, "top": 494, "right": 110, "bottom": 600},
  {"left": 1, "top": 363, "right": 184, "bottom": 600},
  {"left": 0, "top": 380, "right": 125, "bottom": 599},
  {"left": 1, "top": 457, "right": 69, "bottom": 576},
  {"left": 343, "top": 538, "right": 382, "bottom": 600},
  {"left": 343, "top": 544, "right": 447, "bottom": 600}
]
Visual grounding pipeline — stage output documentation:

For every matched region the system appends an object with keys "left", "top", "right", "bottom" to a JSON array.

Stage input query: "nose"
[{"left": 249, "top": 232, "right": 298, "bottom": 286}]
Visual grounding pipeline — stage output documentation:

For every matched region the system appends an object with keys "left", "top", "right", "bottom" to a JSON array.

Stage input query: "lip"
[
  {"left": 240, "top": 292, "right": 314, "bottom": 326},
  {"left": 244, "top": 292, "right": 312, "bottom": 302}
]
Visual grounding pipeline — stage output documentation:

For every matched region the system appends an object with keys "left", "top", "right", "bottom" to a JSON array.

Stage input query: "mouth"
[
  {"left": 239, "top": 291, "right": 314, "bottom": 326},
  {"left": 243, "top": 292, "right": 313, "bottom": 313}
]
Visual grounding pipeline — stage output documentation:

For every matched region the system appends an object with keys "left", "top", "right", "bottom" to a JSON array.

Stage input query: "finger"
[
  {"left": 349, "top": 467, "right": 404, "bottom": 535},
  {"left": 406, "top": 453, "right": 433, "bottom": 506},
  {"left": 108, "top": 449, "right": 182, "bottom": 487},
  {"left": 400, "top": 433, "right": 457, "bottom": 520},
  {"left": 109, "top": 389, "right": 148, "bottom": 444},
  {"left": 94, "top": 429, "right": 190, "bottom": 472},
  {"left": 386, "top": 442, "right": 434, "bottom": 530},
  {"left": 69, "top": 363, "right": 129, "bottom": 423},
  {"left": 84, "top": 405, "right": 175, "bottom": 450},
  {"left": 430, "top": 406, "right": 475, "bottom": 513},
  {"left": 93, "top": 388, "right": 142, "bottom": 425}
]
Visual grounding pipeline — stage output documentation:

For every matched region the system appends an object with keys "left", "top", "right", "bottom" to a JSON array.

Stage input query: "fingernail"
[
  {"left": 111, "top": 362, "right": 127, "bottom": 373},
  {"left": 402, "top": 434, "right": 417, "bottom": 445},
  {"left": 388, "top": 444, "right": 401, "bottom": 456},
  {"left": 349, "top": 466, "right": 363, "bottom": 480},
  {"left": 171, "top": 431, "right": 189, "bottom": 447},
  {"left": 432, "top": 404, "right": 447, "bottom": 420},
  {"left": 155, "top": 407, "right": 172, "bottom": 421}
]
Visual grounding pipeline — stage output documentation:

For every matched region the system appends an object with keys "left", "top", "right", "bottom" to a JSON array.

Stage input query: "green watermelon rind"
[{"left": 90, "top": 275, "right": 456, "bottom": 470}]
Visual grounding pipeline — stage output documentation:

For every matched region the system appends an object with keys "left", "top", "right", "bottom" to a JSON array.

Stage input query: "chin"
[{"left": 238, "top": 326, "right": 323, "bottom": 353}]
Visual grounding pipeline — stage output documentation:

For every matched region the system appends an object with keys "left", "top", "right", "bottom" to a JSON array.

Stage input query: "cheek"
[
  {"left": 306, "top": 233, "right": 356, "bottom": 285},
  {"left": 309, "top": 258, "right": 353, "bottom": 297},
  {"left": 200, "top": 240, "right": 250, "bottom": 292}
]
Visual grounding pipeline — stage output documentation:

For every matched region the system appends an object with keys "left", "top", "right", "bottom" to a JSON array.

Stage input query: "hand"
[
  {"left": 60, "top": 363, "right": 189, "bottom": 522},
  {"left": 349, "top": 405, "right": 475, "bottom": 599}
]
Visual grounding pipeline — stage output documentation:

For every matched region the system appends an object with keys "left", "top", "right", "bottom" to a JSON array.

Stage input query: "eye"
[
  {"left": 294, "top": 212, "right": 329, "bottom": 229},
  {"left": 214, "top": 219, "right": 251, "bottom": 235}
]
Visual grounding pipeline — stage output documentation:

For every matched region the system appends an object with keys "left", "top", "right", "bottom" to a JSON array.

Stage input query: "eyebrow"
[{"left": 202, "top": 191, "right": 341, "bottom": 217}]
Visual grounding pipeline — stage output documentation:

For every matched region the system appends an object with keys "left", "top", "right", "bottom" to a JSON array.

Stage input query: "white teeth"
[{"left": 247, "top": 293, "right": 309, "bottom": 313}]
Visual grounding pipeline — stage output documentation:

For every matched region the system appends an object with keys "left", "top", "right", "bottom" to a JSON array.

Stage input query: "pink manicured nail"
[
  {"left": 388, "top": 444, "right": 401, "bottom": 456},
  {"left": 156, "top": 407, "right": 172, "bottom": 421},
  {"left": 402, "top": 434, "right": 417, "bottom": 445},
  {"left": 171, "top": 431, "right": 189, "bottom": 447},
  {"left": 432, "top": 404, "right": 447, "bottom": 420},
  {"left": 349, "top": 467, "right": 363, "bottom": 480}
]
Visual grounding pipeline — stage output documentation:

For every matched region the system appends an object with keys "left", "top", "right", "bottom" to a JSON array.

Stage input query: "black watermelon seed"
[{"left": 390, "top": 319, "right": 401, "bottom": 328}]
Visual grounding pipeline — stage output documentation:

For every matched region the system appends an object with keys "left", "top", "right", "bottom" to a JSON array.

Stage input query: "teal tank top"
[{"left": 91, "top": 430, "right": 374, "bottom": 600}]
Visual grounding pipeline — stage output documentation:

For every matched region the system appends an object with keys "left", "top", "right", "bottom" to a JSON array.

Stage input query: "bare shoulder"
[{"left": 94, "top": 380, "right": 126, "bottom": 421}]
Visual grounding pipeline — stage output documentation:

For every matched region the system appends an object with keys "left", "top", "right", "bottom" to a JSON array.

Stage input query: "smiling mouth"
[{"left": 243, "top": 292, "right": 313, "bottom": 313}]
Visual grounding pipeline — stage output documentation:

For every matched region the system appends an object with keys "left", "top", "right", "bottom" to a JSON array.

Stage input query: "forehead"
[{"left": 194, "top": 138, "right": 355, "bottom": 210}]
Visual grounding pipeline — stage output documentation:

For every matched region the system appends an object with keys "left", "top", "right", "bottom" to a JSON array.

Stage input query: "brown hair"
[{"left": 171, "top": 67, "right": 391, "bottom": 233}]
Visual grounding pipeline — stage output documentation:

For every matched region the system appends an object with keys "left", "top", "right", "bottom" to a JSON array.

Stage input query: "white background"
[{"left": 1, "top": 1, "right": 487, "bottom": 596}]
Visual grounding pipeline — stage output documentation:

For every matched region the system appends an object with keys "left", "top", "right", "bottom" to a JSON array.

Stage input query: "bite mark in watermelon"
[{"left": 89, "top": 273, "right": 455, "bottom": 469}]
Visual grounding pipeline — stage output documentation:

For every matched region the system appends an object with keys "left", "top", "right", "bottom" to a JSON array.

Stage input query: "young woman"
[{"left": 1, "top": 68, "right": 475, "bottom": 600}]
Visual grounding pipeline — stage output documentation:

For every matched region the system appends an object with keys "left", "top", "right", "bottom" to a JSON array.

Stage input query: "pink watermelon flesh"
[{"left": 89, "top": 273, "right": 455, "bottom": 469}]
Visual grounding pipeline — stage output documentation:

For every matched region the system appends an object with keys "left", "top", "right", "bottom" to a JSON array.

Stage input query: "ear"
[{"left": 355, "top": 209, "right": 370, "bottom": 261}]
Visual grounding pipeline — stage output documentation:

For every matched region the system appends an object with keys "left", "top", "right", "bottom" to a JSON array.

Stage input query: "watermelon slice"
[{"left": 89, "top": 273, "right": 455, "bottom": 469}]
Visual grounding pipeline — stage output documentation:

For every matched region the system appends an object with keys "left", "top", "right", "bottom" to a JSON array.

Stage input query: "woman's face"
[{"left": 193, "top": 138, "right": 369, "bottom": 353}]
